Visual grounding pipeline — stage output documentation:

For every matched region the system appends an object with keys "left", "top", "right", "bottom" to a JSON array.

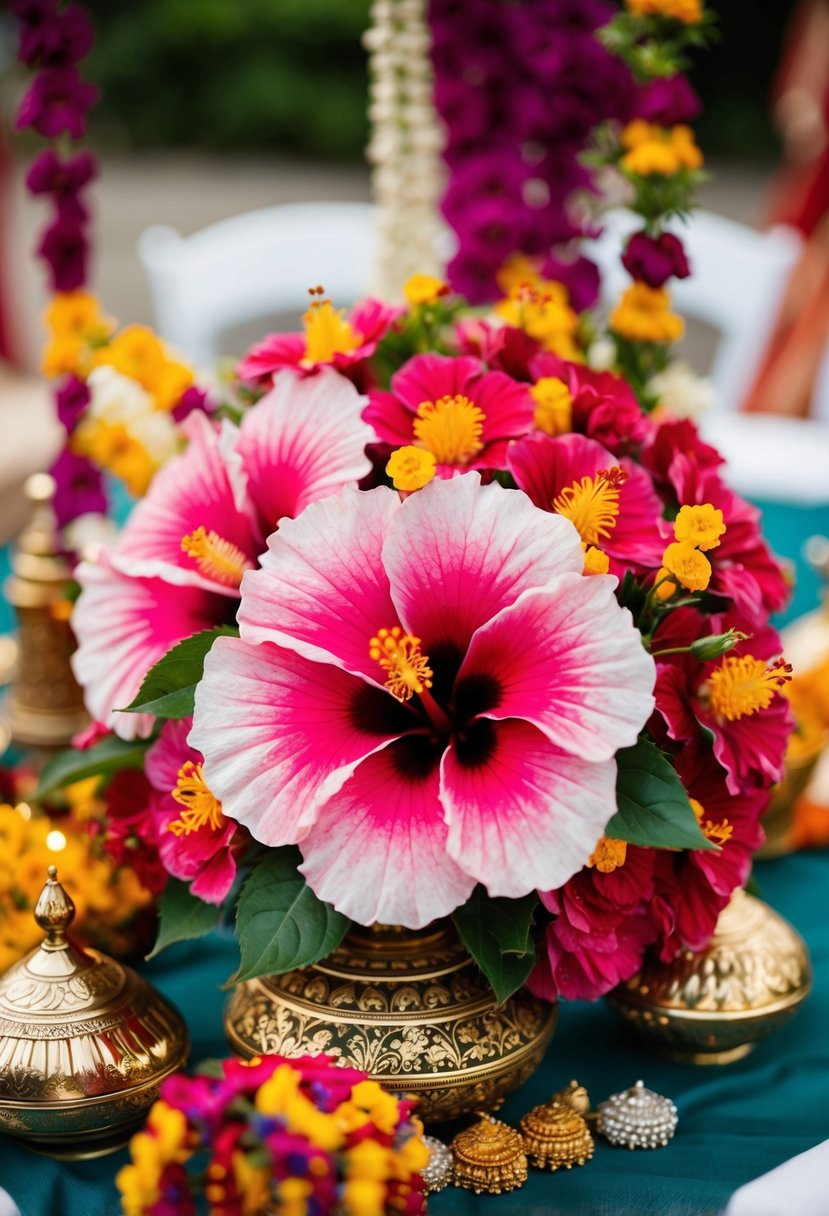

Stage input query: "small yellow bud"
[
  {"left": 662, "top": 541, "right": 712, "bottom": 592},
  {"left": 386, "top": 446, "right": 436, "bottom": 492}
]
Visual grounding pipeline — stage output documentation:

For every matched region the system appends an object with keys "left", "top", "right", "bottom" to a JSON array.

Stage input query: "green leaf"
[
  {"left": 453, "top": 888, "right": 538, "bottom": 1004},
  {"left": 147, "top": 879, "right": 221, "bottom": 959},
  {"left": 35, "top": 734, "right": 150, "bottom": 800},
  {"left": 605, "top": 736, "right": 716, "bottom": 850},
  {"left": 121, "top": 626, "right": 238, "bottom": 718},
  {"left": 228, "top": 848, "right": 349, "bottom": 986}
]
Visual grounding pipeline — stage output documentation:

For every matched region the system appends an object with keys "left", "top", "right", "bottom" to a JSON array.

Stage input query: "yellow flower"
[
  {"left": 495, "top": 278, "right": 581, "bottom": 359},
  {"left": 41, "top": 333, "right": 87, "bottom": 379},
  {"left": 44, "top": 291, "right": 114, "bottom": 342},
  {"left": 583, "top": 545, "right": 610, "bottom": 576},
  {"left": 654, "top": 565, "right": 678, "bottom": 601},
  {"left": 626, "top": 0, "right": 703, "bottom": 23},
  {"left": 403, "top": 274, "right": 449, "bottom": 306},
  {"left": 255, "top": 1065, "right": 343, "bottom": 1151},
  {"left": 302, "top": 297, "right": 361, "bottom": 365},
  {"left": 530, "top": 376, "right": 572, "bottom": 436},
  {"left": 274, "top": 1178, "right": 313, "bottom": 1216},
  {"left": 661, "top": 540, "right": 712, "bottom": 591},
  {"left": 588, "top": 836, "right": 628, "bottom": 873},
  {"left": 342, "top": 1179, "right": 386, "bottom": 1216},
  {"left": 620, "top": 121, "right": 703, "bottom": 177},
  {"left": 609, "top": 283, "right": 684, "bottom": 344},
  {"left": 146, "top": 1100, "right": 191, "bottom": 1162},
  {"left": 232, "top": 1149, "right": 272, "bottom": 1215},
  {"left": 94, "top": 325, "right": 168, "bottom": 394},
  {"left": 342, "top": 1080, "right": 400, "bottom": 1137},
  {"left": 152, "top": 359, "right": 194, "bottom": 412},
  {"left": 673, "top": 503, "right": 726, "bottom": 551},
  {"left": 72, "top": 419, "right": 158, "bottom": 497},
  {"left": 386, "top": 446, "right": 437, "bottom": 491}
]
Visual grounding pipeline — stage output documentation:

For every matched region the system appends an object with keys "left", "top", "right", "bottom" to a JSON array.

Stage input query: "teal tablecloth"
[{"left": 1, "top": 851, "right": 827, "bottom": 1216}]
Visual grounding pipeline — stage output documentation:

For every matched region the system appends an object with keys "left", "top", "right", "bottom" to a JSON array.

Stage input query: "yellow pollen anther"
[
  {"left": 181, "top": 526, "right": 253, "bottom": 589},
  {"left": 588, "top": 836, "right": 628, "bottom": 873},
  {"left": 412, "top": 394, "right": 485, "bottom": 466},
  {"left": 552, "top": 467, "right": 627, "bottom": 547},
  {"left": 673, "top": 503, "right": 726, "bottom": 551},
  {"left": 690, "top": 798, "right": 734, "bottom": 849},
  {"left": 707, "top": 655, "right": 793, "bottom": 722},
  {"left": 168, "top": 761, "right": 225, "bottom": 835},
  {"left": 302, "top": 295, "right": 361, "bottom": 364},
  {"left": 369, "top": 626, "right": 433, "bottom": 703}
]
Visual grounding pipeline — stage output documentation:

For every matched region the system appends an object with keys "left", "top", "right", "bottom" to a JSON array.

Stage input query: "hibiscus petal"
[
  {"left": 236, "top": 367, "right": 373, "bottom": 533},
  {"left": 190, "top": 636, "right": 410, "bottom": 846},
  {"left": 441, "top": 718, "right": 617, "bottom": 897},
  {"left": 299, "top": 741, "right": 474, "bottom": 927},
  {"left": 384, "top": 473, "right": 583, "bottom": 655},
  {"left": 146, "top": 717, "right": 195, "bottom": 793},
  {"left": 114, "top": 412, "right": 259, "bottom": 592},
  {"left": 236, "top": 332, "right": 306, "bottom": 382},
  {"left": 390, "top": 352, "right": 484, "bottom": 411},
  {"left": 457, "top": 576, "right": 655, "bottom": 761},
  {"left": 237, "top": 485, "right": 401, "bottom": 681},
  {"left": 72, "top": 553, "right": 231, "bottom": 739}
]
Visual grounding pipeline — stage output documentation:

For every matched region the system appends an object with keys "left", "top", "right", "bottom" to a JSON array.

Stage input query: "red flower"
[
  {"left": 651, "top": 607, "right": 793, "bottom": 795},
  {"left": 622, "top": 230, "right": 690, "bottom": 289},
  {"left": 103, "top": 768, "right": 168, "bottom": 895},
  {"left": 15, "top": 65, "right": 99, "bottom": 139},
  {"left": 532, "top": 354, "right": 654, "bottom": 455}
]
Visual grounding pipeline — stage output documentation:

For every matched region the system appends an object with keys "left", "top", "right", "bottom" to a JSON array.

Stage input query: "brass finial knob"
[{"left": 34, "top": 866, "right": 76, "bottom": 948}]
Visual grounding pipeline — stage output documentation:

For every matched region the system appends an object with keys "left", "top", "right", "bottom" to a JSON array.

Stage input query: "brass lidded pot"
[{"left": 0, "top": 867, "right": 188, "bottom": 1158}]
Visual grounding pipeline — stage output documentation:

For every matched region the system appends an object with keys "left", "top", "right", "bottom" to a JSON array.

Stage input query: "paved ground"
[{"left": 6, "top": 152, "right": 771, "bottom": 369}]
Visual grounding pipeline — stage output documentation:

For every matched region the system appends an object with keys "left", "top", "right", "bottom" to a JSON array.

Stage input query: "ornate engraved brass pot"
[
  {"left": 224, "top": 923, "right": 556, "bottom": 1123},
  {"left": 608, "top": 890, "right": 811, "bottom": 1064},
  {"left": 0, "top": 868, "right": 189, "bottom": 1158}
]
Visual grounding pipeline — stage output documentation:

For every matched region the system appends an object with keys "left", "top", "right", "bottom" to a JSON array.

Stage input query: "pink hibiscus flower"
[
  {"left": 189, "top": 474, "right": 655, "bottom": 927},
  {"left": 651, "top": 743, "right": 767, "bottom": 960},
  {"left": 507, "top": 431, "right": 667, "bottom": 577},
  {"left": 364, "top": 353, "right": 534, "bottom": 479},
  {"left": 651, "top": 607, "right": 793, "bottom": 796},
  {"left": 72, "top": 369, "right": 373, "bottom": 737},
  {"left": 146, "top": 718, "right": 242, "bottom": 905},
  {"left": 529, "top": 845, "right": 657, "bottom": 1002},
  {"left": 532, "top": 355, "right": 654, "bottom": 455},
  {"left": 236, "top": 297, "right": 402, "bottom": 386}
]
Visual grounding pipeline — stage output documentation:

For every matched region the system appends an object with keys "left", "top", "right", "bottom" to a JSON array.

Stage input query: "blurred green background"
[{"left": 82, "top": 0, "right": 794, "bottom": 162}]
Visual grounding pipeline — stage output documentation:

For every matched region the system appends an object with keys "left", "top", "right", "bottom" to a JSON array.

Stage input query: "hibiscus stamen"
[
  {"left": 181, "top": 526, "right": 253, "bottom": 589},
  {"left": 690, "top": 798, "right": 733, "bottom": 848},
  {"left": 168, "top": 761, "right": 225, "bottom": 835},
  {"left": 369, "top": 626, "right": 434, "bottom": 703},
  {"left": 302, "top": 289, "right": 361, "bottom": 364},
  {"left": 413, "top": 394, "right": 485, "bottom": 465},
  {"left": 587, "top": 836, "right": 627, "bottom": 873},
  {"left": 552, "top": 467, "right": 628, "bottom": 547},
  {"left": 706, "top": 655, "right": 792, "bottom": 722}
]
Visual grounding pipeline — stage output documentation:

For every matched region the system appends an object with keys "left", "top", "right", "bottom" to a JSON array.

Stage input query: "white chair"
[
  {"left": 137, "top": 201, "right": 377, "bottom": 370},
  {"left": 591, "top": 209, "right": 802, "bottom": 411}
]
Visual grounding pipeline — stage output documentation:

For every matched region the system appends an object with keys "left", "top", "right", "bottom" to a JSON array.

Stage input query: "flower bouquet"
[
  {"left": 116, "top": 1053, "right": 428, "bottom": 1216},
  {"left": 26, "top": 0, "right": 793, "bottom": 1110}
]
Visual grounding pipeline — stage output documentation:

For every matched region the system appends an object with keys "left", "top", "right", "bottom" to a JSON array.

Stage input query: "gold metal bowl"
[
  {"left": 225, "top": 922, "right": 556, "bottom": 1123},
  {"left": 608, "top": 890, "right": 811, "bottom": 1064}
]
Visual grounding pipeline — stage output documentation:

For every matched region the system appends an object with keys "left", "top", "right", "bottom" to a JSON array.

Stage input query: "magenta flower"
[
  {"left": 15, "top": 65, "right": 99, "bottom": 139},
  {"left": 26, "top": 149, "right": 96, "bottom": 224},
  {"left": 622, "top": 231, "right": 691, "bottom": 290},
  {"left": 72, "top": 370, "right": 374, "bottom": 737},
  {"left": 37, "top": 215, "right": 89, "bottom": 291},
  {"left": 49, "top": 448, "right": 105, "bottom": 527},
  {"left": 508, "top": 432, "right": 667, "bottom": 576},
  {"left": 55, "top": 374, "right": 90, "bottom": 431},
  {"left": 15, "top": 2, "right": 94, "bottom": 67},
  {"left": 189, "top": 475, "right": 655, "bottom": 927},
  {"left": 146, "top": 718, "right": 241, "bottom": 905},
  {"left": 365, "top": 353, "right": 534, "bottom": 477},
  {"left": 237, "top": 298, "right": 402, "bottom": 386},
  {"left": 531, "top": 355, "right": 654, "bottom": 455},
  {"left": 632, "top": 75, "right": 701, "bottom": 127}
]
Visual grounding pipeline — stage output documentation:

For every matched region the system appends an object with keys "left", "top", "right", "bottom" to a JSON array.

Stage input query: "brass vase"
[
  {"left": 224, "top": 923, "right": 556, "bottom": 1123},
  {"left": 608, "top": 890, "right": 811, "bottom": 1064}
]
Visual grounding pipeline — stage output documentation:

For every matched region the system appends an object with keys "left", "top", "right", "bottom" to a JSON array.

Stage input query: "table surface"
[{"left": 0, "top": 851, "right": 827, "bottom": 1216}]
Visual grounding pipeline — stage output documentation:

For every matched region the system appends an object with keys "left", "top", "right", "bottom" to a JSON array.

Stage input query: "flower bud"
[{"left": 690, "top": 629, "right": 747, "bottom": 661}]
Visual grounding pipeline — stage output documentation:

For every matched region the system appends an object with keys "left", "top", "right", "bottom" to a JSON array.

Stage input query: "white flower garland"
[{"left": 363, "top": 0, "right": 447, "bottom": 301}]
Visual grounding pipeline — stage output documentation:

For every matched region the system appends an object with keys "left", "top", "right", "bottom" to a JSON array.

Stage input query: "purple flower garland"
[
  {"left": 428, "top": 0, "right": 632, "bottom": 306},
  {"left": 12, "top": 0, "right": 105, "bottom": 527}
]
